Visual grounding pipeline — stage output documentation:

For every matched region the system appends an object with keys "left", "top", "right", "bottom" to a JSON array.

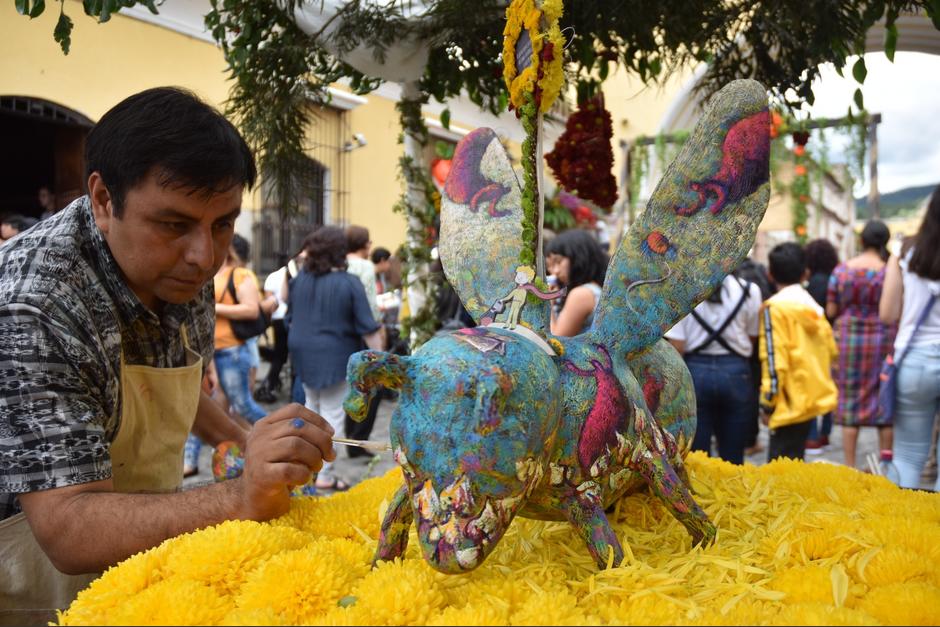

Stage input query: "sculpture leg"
[
  {"left": 639, "top": 452, "right": 716, "bottom": 546},
  {"left": 562, "top": 490, "right": 625, "bottom": 569},
  {"left": 374, "top": 484, "right": 414, "bottom": 565}
]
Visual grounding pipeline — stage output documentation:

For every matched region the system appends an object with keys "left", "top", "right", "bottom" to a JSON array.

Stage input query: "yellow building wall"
[
  {"left": 0, "top": 1, "right": 411, "bottom": 252},
  {"left": 342, "top": 92, "right": 410, "bottom": 250},
  {"left": 0, "top": 1, "right": 230, "bottom": 129}
]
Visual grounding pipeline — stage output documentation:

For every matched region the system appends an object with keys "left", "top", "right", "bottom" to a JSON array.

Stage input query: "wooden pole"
[{"left": 867, "top": 116, "right": 880, "bottom": 220}]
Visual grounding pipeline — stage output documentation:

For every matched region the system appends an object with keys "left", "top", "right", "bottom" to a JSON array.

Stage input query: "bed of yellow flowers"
[{"left": 58, "top": 453, "right": 940, "bottom": 626}]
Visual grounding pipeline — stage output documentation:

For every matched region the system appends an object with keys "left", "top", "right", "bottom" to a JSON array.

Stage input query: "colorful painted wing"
[
  {"left": 593, "top": 79, "right": 771, "bottom": 354},
  {"left": 439, "top": 128, "right": 550, "bottom": 332}
]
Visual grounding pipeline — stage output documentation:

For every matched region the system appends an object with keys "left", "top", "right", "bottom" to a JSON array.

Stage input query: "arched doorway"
[{"left": 0, "top": 96, "right": 93, "bottom": 218}]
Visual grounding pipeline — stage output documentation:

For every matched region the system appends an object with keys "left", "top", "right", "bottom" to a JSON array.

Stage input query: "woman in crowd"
[
  {"left": 287, "top": 226, "right": 383, "bottom": 492},
  {"left": 545, "top": 229, "right": 608, "bottom": 336},
  {"left": 827, "top": 220, "right": 897, "bottom": 469},
  {"left": 880, "top": 186, "right": 940, "bottom": 490},
  {"left": 803, "top": 238, "right": 840, "bottom": 452}
]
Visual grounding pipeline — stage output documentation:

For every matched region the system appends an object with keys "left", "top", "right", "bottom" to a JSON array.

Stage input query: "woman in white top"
[
  {"left": 666, "top": 273, "right": 762, "bottom": 464},
  {"left": 880, "top": 185, "right": 940, "bottom": 490},
  {"left": 546, "top": 229, "right": 608, "bottom": 337}
]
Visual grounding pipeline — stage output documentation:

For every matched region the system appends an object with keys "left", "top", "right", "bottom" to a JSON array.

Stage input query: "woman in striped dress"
[{"left": 826, "top": 220, "right": 897, "bottom": 469}]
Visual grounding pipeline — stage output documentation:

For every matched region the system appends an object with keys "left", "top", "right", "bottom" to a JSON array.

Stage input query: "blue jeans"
[
  {"left": 185, "top": 344, "right": 269, "bottom": 470},
  {"left": 685, "top": 353, "right": 754, "bottom": 464},
  {"left": 806, "top": 413, "right": 833, "bottom": 442},
  {"left": 215, "top": 344, "right": 268, "bottom": 423},
  {"left": 893, "top": 343, "right": 940, "bottom": 490}
]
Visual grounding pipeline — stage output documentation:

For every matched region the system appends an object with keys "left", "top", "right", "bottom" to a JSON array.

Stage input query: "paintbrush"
[{"left": 332, "top": 437, "right": 392, "bottom": 452}]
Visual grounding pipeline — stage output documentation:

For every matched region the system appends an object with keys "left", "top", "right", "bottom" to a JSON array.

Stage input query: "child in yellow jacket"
[{"left": 759, "top": 243, "right": 838, "bottom": 461}]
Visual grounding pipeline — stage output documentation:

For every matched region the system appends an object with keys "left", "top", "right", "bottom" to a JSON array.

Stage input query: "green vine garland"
[
  {"left": 393, "top": 97, "right": 441, "bottom": 351},
  {"left": 519, "top": 92, "right": 539, "bottom": 268}
]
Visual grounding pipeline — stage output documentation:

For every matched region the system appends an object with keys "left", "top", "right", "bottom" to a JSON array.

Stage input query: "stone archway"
[{"left": 0, "top": 96, "right": 94, "bottom": 218}]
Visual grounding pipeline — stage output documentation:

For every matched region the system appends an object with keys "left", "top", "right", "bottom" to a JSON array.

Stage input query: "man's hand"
[
  {"left": 759, "top": 405, "right": 773, "bottom": 426},
  {"left": 234, "top": 403, "right": 336, "bottom": 521}
]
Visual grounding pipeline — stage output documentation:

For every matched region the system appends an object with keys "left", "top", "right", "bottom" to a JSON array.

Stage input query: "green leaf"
[
  {"left": 440, "top": 108, "right": 450, "bottom": 130},
  {"left": 29, "top": 0, "right": 45, "bottom": 18},
  {"left": 884, "top": 24, "right": 897, "bottom": 62},
  {"left": 15, "top": 0, "right": 29, "bottom": 16},
  {"left": 853, "top": 88, "right": 864, "bottom": 111},
  {"left": 852, "top": 57, "right": 867, "bottom": 84},
  {"left": 143, "top": 0, "right": 158, "bottom": 14},
  {"left": 54, "top": 11, "right": 73, "bottom": 55},
  {"left": 930, "top": 0, "right": 940, "bottom": 30},
  {"left": 99, "top": 0, "right": 118, "bottom": 22},
  {"left": 649, "top": 56, "right": 662, "bottom": 78},
  {"left": 337, "top": 595, "right": 358, "bottom": 608}
]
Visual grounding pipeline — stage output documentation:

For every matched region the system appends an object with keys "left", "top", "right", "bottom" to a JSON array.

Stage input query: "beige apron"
[{"left": 0, "top": 328, "right": 202, "bottom": 626}]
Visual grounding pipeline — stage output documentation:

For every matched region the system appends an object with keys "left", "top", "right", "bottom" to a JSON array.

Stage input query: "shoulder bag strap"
[
  {"left": 226, "top": 268, "right": 241, "bottom": 304},
  {"left": 894, "top": 293, "right": 937, "bottom": 367}
]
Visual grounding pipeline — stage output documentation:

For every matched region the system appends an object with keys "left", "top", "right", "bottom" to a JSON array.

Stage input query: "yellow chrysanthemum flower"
[
  {"left": 103, "top": 577, "right": 231, "bottom": 626},
  {"left": 164, "top": 521, "right": 309, "bottom": 597},
  {"left": 343, "top": 559, "right": 449, "bottom": 625},
  {"left": 855, "top": 582, "right": 940, "bottom": 625},
  {"left": 234, "top": 542, "right": 360, "bottom": 624}
]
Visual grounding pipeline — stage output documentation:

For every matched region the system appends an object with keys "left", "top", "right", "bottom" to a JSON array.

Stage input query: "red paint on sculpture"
[
  {"left": 675, "top": 109, "right": 770, "bottom": 216},
  {"left": 445, "top": 128, "right": 511, "bottom": 218}
]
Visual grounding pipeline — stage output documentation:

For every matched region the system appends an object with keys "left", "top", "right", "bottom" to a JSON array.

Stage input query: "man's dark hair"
[
  {"left": 768, "top": 242, "right": 805, "bottom": 285},
  {"left": 860, "top": 220, "right": 890, "bottom": 261},
  {"left": 85, "top": 87, "right": 256, "bottom": 217},
  {"left": 303, "top": 226, "right": 348, "bottom": 276},
  {"left": 1, "top": 214, "right": 24, "bottom": 228},
  {"left": 346, "top": 225, "right": 370, "bottom": 253},
  {"left": 371, "top": 247, "right": 391, "bottom": 264},
  {"left": 545, "top": 228, "right": 608, "bottom": 288},
  {"left": 231, "top": 233, "right": 250, "bottom": 264},
  {"left": 804, "top": 238, "right": 840, "bottom": 276}
]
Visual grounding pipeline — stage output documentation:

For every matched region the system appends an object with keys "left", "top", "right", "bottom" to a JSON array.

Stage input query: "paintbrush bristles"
[{"left": 332, "top": 437, "right": 392, "bottom": 452}]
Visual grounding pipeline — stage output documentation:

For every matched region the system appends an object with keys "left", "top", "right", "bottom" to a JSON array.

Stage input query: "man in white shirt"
[{"left": 666, "top": 273, "right": 762, "bottom": 463}]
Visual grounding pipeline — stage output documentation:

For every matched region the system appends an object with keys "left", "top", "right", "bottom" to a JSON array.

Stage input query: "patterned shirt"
[{"left": 0, "top": 197, "right": 215, "bottom": 520}]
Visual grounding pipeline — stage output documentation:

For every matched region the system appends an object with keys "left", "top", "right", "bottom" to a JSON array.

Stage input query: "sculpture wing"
[
  {"left": 439, "top": 128, "right": 549, "bottom": 332},
  {"left": 593, "top": 79, "right": 771, "bottom": 354}
]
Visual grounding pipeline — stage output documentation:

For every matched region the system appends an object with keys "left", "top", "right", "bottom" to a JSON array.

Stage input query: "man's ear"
[{"left": 87, "top": 172, "right": 114, "bottom": 234}]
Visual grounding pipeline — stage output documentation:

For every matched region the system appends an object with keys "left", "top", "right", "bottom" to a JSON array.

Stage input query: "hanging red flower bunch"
[{"left": 545, "top": 93, "right": 618, "bottom": 211}]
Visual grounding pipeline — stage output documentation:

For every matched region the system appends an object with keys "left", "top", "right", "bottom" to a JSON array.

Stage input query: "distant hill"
[{"left": 856, "top": 183, "right": 937, "bottom": 220}]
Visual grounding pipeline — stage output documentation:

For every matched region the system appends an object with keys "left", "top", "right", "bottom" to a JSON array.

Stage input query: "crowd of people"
[
  {"left": 180, "top": 223, "right": 399, "bottom": 494},
  {"left": 662, "top": 190, "right": 940, "bottom": 490}
]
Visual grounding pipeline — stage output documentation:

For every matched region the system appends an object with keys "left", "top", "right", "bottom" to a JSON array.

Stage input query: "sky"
[{"left": 802, "top": 51, "right": 940, "bottom": 197}]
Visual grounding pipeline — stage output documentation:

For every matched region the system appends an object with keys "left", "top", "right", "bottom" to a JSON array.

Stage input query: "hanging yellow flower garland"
[{"left": 502, "top": 0, "right": 565, "bottom": 113}]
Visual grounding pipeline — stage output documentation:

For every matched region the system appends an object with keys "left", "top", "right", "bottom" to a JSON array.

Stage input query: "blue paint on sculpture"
[{"left": 345, "top": 79, "right": 771, "bottom": 573}]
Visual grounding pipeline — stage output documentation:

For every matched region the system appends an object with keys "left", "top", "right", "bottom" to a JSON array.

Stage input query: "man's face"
[
  {"left": 375, "top": 259, "right": 391, "bottom": 275},
  {"left": 90, "top": 171, "right": 242, "bottom": 311}
]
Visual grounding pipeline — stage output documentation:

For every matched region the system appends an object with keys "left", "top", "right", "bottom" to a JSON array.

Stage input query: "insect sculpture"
[{"left": 345, "top": 79, "right": 771, "bottom": 573}]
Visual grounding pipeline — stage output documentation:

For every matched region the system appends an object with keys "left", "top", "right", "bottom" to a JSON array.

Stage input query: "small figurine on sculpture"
[{"left": 482, "top": 265, "right": 564, "bottom": 329}]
